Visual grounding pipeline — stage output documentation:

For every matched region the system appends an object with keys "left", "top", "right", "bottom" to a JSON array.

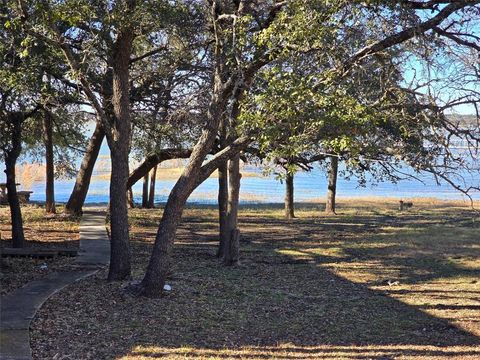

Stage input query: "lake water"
[
  {"left": 18, "top": 162, "right": 480, "bottom": 205},
  {"left": 3, "top": 139, "right": 479, "bottom": 204}
]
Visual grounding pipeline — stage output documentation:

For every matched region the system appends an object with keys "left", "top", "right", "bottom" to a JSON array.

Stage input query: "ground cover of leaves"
[
  {"left": 0, "top": 205, "right": 80, "bottom": 295},
  {"left": 30, "top": 199, "right": 480, "bottom": 359}
]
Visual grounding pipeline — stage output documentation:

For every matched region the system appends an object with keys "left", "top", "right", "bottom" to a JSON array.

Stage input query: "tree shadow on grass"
[
  {"left": 116, "top": 240, "right": 480, "bottom": 359},
  {"left": 237, "top": 205, "right": 479, "bottom": 287},
  {"left": 116, "top": 209, "right": 480, "bottom": 359},
  {"left": 32, "top": 206, "right": 480, "bottom": 359}
]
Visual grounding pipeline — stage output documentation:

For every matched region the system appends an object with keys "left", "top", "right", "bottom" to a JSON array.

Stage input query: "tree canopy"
[{"left": 1, "top": 0, "right": 479, "bottom": 296}]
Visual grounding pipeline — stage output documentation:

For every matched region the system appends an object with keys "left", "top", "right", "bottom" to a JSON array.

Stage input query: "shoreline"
[{"left": 5, "top": 196, "right": 477, "bottom": 209}]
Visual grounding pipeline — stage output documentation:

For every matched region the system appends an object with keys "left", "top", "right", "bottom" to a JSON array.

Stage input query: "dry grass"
[
  {"left": 0, "top": 205, "right": 80, "bottom": 295},
  {"left": 31, "top": 199, "right": 480, "bottom": 359}
]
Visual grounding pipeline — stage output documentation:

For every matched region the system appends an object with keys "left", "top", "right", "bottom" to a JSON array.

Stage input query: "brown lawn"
[
  {"left": 0, "top": 205, "right": 80, "bottom": 295},
  {"left": 29, "top": 199, "right": 480, "bottom": 359}
]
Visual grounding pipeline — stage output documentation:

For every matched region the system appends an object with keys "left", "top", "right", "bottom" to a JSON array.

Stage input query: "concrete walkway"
[{"left": 0, "top": 209, "right": 110, "bottom": 360}]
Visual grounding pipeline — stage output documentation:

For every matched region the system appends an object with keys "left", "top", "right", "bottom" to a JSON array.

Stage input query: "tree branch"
[
  {"left": 127, "top": 148, "right": 193, "bottom": 188},
  {"left": 344, "top": 1, "right": 477, "bottom": 73}
]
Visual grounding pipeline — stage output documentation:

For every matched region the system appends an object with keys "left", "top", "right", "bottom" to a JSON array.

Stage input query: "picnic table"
[
  {"left": 0, "top": 182, "right": 18, "bottom": 195},
  {"left": 0, "top": 183, "right": 33, "bottom": 203}
]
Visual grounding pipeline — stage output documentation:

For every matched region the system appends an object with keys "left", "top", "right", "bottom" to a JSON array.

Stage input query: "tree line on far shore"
[{"left": 1, "top": 0, "right": 479, "bottom": 297}]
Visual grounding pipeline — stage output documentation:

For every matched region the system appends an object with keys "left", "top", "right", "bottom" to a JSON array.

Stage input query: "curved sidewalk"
[{"left": 0, "top": 209, "right": 110, "bottom": 360}]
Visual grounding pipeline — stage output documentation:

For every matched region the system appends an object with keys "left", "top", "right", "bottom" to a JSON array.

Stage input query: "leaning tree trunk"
[
  {"left": 105, "top": 29, "right": 134, "bottom": 281},
  {"left": 136, "top": 27, "right": 259, "bottom": 295},
  {"left": 65, "top": 122, "right": 105, "bottom": 216},
  {"left": 285, "top": 171, "right": 295, "bottom": 219},
  {"left": 224, "top": 154, "right": 241, "bottom": 266},
  {"left": 4, "top": 114, "right": 25, "bottom": 248},
  {"left": 135, "top": 134, "right": 252, "bottom": 297},
  {"left": 137, "top": 68, "right": 230, "bottom": 297},
  {"left": 43, "top": 110, "right": 56, "bottom": 214},
  {"left": 142, "top": 173, "right": 149, "bottom": 208},
  {"left": 147, "top": 165, "right": 157, "bottom": 208},
  {"left": 325, "top": 156, "right": 338, "bottom": 214},
  {"left": 138, "top": 189, "right": 186, "bottom": 296}
]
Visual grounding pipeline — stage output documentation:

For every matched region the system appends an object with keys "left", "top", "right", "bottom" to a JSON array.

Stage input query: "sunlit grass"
[
  {"left": 122, "top": 344, "right": 480, "bottom": 359},
  {"left": 30, "top": 199, "right": 480, "bottom": 359}
]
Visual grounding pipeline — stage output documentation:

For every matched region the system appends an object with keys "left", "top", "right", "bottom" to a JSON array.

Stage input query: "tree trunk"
[
  {"left": 217, "top": 118, "right": 228, "bottom": 258},
  {"left": 108, "top": 147, "right": 131, "bottom": 280},
  {"left": 147, "top": 165, "right": 157, "bottom": 208},
  {"left": 142, "top": 173, "right": 149, "bottom": 208},
  {"left": 127, "top": 187, "right": 135, "bottom": 208},
  {"left": 325, "top": 156, "right": 338, "bottom": 214},
  {"left": 224, "top": 154, "right": 241, "bottom": 266},
  {"left": 137, "top": 190, "right": 186, "bottom": 297},
  {"left": 134, "top": 134, "right": 251, "bottom": 297},
  {"left": 285, "top": 171, "right": 295, "bottom": 219},
  {"left": 3, "top": 114, "right": 25, "bottom": 248},
  {"left": 135, "top": 29, "right": 259, "bottom": 295},
  {"left": 5, "top": 158, "right": 24, "bottom": 248},
  {"left": 136, "top": 68, "right": 230, "bottom": 297},
  {"left": 65, "top": 122, "right": 104, "bottom": 216},
  {"left": 217, "top": 161, "right": 228, "bottom": 258},
  {"left": 43, "top": 110, "right": 56, "bottom": 214},
  {"left": 105, "top": 29, "right": 134, "bottom": 281}
]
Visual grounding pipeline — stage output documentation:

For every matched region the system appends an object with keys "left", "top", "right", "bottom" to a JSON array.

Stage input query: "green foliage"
[
  {"left": 234, "top": 0, "right": 465, "bottom": 187},
  {"left": 238, "top": 63, "right": 379, "bottom": 163},
  {"left": 2, "top": 0, "right": 477, "bottom": 192}
]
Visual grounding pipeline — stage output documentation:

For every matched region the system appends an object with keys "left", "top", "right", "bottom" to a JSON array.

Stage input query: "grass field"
[{"left": 25, "top": 199, "right": 480, "bottom": 359}]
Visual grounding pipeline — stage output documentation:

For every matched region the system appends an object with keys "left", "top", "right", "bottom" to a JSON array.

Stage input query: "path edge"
[{"left": 0, "top": 209, "right": 109, "bottom": 360}]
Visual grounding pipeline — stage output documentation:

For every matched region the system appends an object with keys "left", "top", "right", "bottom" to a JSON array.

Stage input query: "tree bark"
[
  {"left": 285, "top": 171, "right": 295, "bottom": 219},
  {"left": 3, "top": 113, "right": 25, "bottom": 248},
  {"left": 127, "top": 187, "right": 135, "bottom": 208},
  {"left": 5, "top": 159, "right": 24, "bottom": 248},
  {"left": 134, "top": 135, "right": 251, "bottom": 297},
  {"left": 147, "top": 165, "right": 157, "bottom": 208},
  {"left": 108, "top": 146, "right": 131, "bottom": 280},
  {"left": 65, "top": 121, "right": 105, "bottom": 216},
  {"left": 136, "top": 65, "right": 231, "bottom": 296},
  {"left": 127, "top": 149, "right": 191, "bottom": 188},
  {"left": 224, "top": 154, "right": 241, "bottom": 266},
  {"left": 217, "top": 162, "right": 228, "bottom": 258},
  {"left": 325, "top": 156, "right": 338, "bottom": 214},
  {"left": 217, "top": 118, "right": 228, "bottom": 258},
  {"left": 142, "top": 173, "right": 149, "bottom": 208},
  {"left": 106, "top": 28, "right": 134, "bottom": 281},
  {"left": 45, "top": 0, "right": 136, "bottom": 280},
  {"left": 135, "top": 6, "right": 263, "bottom": 294},
  {"left": 43, "top": 110, "right": 56, "bottom": 214}
]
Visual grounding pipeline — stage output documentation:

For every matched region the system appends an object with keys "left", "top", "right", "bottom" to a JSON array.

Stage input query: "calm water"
[
  {"left": 23, "top": 162, "right": 480, "bottom": 204},
  {"left": 3, "top": 138, "right": 479, "bottom": 204}
]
